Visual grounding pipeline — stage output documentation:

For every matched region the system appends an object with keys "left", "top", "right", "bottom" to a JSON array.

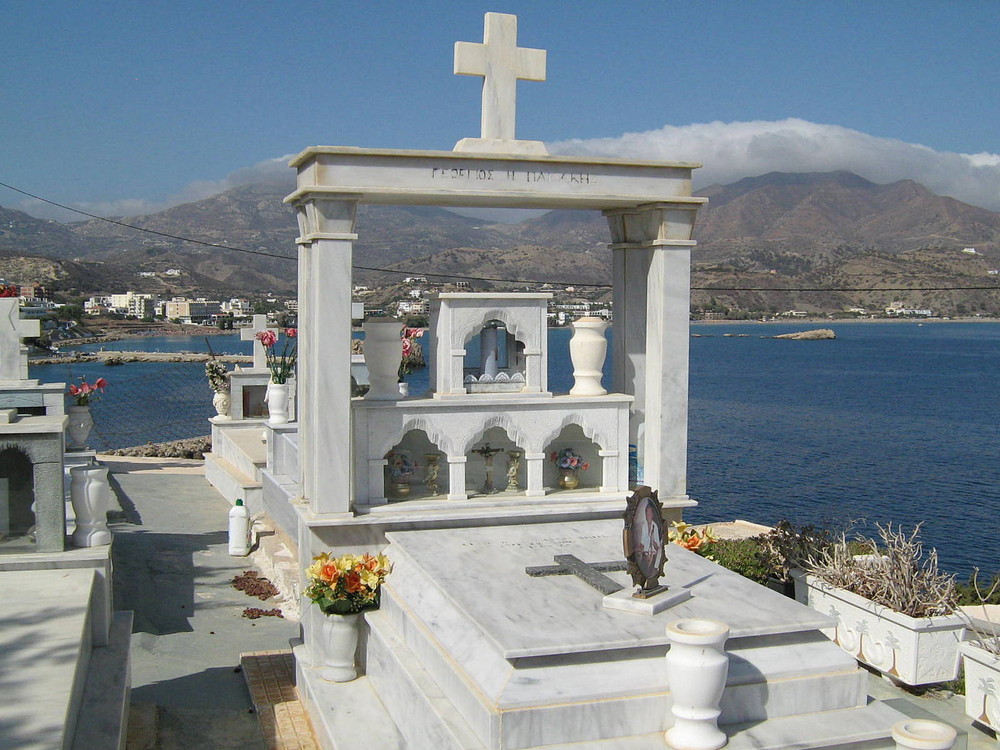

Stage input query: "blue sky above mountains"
[{"left": 3, "top": 1, "right": 999, "bottom": 220}]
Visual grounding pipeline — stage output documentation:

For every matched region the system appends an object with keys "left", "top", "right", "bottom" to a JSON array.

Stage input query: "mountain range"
[{"left": 1, "top": 170, "right": 999, "bottom": 316}]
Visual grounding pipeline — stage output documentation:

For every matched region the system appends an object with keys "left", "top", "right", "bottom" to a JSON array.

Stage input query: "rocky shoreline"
[
  {"left": 30, "top": 351, "right": 252, "bottom": 365},
  {"left": 103, "top": 435, "right": 212, "bottom": 460}
]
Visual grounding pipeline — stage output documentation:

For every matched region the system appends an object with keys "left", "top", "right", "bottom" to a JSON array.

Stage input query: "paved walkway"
[{"left": 103, "top": 456, "right": 300, "bottom": 750}]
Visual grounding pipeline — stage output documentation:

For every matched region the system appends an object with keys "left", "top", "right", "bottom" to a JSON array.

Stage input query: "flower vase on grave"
[
  {"left": 569, "top": 316, "right": 609, "bottom": 396},
  {"left": 319, "top": 611, "right": 362, "bottom": 682},
  {"left": 212, "top": 391, "right": 231, "bottom": 418},
  {"left": 66, "top": 405, "right": 93, "bottom": 451},
  {"left": 265, "top": 382, "right": 289, "bottom": 426},
  {"left": 558, "top": 468, "right": 580, "bottom": 490},
  {"left": 363, "top": 318, "right": 404, "bottom": 401},
  {"left": 664, "top": 619, "right": 730, "bottom": 750},
  {"left": 69, "top": 463, "right": 112, "bottom": 547}
]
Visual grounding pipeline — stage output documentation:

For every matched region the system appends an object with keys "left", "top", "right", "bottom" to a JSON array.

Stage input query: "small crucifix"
[
  {"left": 0, "top": 298, "right": 40, "bottom": 384},
  {"left": 454, "top": 12, "right": 546, "bottom": 142},
  {"left": 471, "top": 443, "right": 504, "bottom": 494}
]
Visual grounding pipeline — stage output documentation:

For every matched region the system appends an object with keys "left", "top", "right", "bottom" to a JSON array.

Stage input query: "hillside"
[{"left": 2, "top": 171, "right": 999, "bottom": 315}]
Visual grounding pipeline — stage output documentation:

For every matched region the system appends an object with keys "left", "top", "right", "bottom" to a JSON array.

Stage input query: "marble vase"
[
  {"left": 319, "top": 611, "right": 362, "bottom": 682},
  {"left": 569, "top": 316, "right": 608, "bottom": 396},
  {"left": 212, "top": 391, "right": 231, "bottom": 418},
  {"left": 66, "top": 404, "right": 93, "bottom": 450},
  {"left": 70, "top": 464, "right": 112, "bottom": 547},
  {"left": 664, "top": 618, "right": 730, "bottom": 750},
  {"left": 891, "top": 719, "right": 957, "bottom": 750},
  {"left": 558, "top": 467, "right": 579, "bottom": 490},
  {"left": 265, "top": 382, "right": 289, "bottom": 426},
  {"left": 363, "top": 318, "right": 404, "bottom": 401}
]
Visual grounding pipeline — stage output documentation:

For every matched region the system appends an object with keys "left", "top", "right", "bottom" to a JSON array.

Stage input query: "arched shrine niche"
[
  {"left": 0, "top": 447, "right": 35, "bottom": 550},
  {"left": 383, "top": 429, "right": 447, "bottom": 501},
  {"left": 466, "top": 426, "right": 525, "bottom": 496},
  {"left": 543, "top": 424, "right": 603, "bottom": 493},
  {"left": 462, "top": 318, "right": 527, "bottom": 393}
]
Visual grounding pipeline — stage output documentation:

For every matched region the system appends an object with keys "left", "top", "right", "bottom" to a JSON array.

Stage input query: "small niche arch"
[
  {"left": 383, "top": 429, "right": 447, "bottom": 501},
  {"left": 542, "top": 423, "right": 603, "bottom": 492},
  {"left": 0, "top": 447, "right": 36, "bottom": 547},
  {"left": 466, "top": 425, "right": 525, "bottom": 496}
]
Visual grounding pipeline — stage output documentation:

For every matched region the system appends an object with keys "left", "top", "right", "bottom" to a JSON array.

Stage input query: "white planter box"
[
  {"left": 793, "top": 572, "right": 967, "bottom": 686},
  {"left": 960, "top": 640, "right": 1000, "bottom": 733}
]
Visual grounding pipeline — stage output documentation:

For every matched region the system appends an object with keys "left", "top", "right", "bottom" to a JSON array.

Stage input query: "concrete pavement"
[{"left": 103, "top": 456, "right": 299, "bottom": 750}]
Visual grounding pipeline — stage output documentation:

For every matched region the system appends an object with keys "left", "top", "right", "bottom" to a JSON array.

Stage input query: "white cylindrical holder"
[
  {"left": 569, "top": 317, "right": 609, "bottom": 396},
  {"left": 891, "top": 720, "right": 957, "bottom": 750},
  {"left": 265, "top": 382, "right": 290, "bottom": 426},
  {"left": 66, "top": 405, "right": 94, "bottom": 451},
  {"left": 363, "top": 318, "right": 404, "bottom": 400},
  {"left": 70, "top": 464, "right": 112, "bottom": 547},
  {"left": 319, "top": 611, "right": 362, "bottom": 682},
  {"left": 228, "top": 499, "right": 250, "bottom": 556},
  {"left": 665, "top": 618, "right": 730, "bottom": 750}
]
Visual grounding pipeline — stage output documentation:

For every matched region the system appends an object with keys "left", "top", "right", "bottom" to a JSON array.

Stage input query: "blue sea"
[{"left": 33, "top": 322, "right": 999, "bottom": 576}]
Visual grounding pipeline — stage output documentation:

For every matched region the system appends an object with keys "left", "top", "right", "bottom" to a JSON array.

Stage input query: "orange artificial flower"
[
  {"left": 319, "top": 562, "right": 340, "bottom": 584},
  {"left": 344, "top": 571, "right": 363, "bottom": 593}
]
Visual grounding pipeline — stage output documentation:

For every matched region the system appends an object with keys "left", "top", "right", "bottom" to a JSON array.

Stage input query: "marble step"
[
  {"left": 71, "top": 611, "right": 133, "bottom": 750},
  {"left": 0, "top": 568, "right": 96, "bottom": 750},
  {"left": 368, "top": 602, "right": 872, "bottom": 750},
  {"left": 204, "top": 451, "right": 262, "bottom": 509}
]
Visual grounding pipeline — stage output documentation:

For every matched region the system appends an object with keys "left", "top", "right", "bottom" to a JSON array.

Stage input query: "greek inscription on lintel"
[{"left": 430, "top": 167, "right": 593, "bottom": 184}]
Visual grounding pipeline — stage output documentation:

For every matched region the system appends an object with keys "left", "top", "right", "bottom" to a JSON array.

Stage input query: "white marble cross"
[
  {"left": 454, "top": 12, "right": 546, "bottom": 141},
  {"left": 0, "top": 298, "right": 40, "bottom": 383},
  {"left": 240, "top": 314, "right": 275, "bottom": 370}
]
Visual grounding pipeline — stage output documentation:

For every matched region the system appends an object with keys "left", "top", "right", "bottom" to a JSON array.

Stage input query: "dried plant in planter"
[
  {"left": 958, "top": 569, "right": 1000, "bottom": 657},
  {"left": 760, "top": 520, "right": 836, "bottom": 583},
  {"left": 806, "top": 523, "right": 957, "bottom": 618}
]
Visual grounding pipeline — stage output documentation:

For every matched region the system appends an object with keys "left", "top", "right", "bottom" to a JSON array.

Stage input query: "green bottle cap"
[{"left": 235, "top": 499, "right": 244, "bottom": 506}]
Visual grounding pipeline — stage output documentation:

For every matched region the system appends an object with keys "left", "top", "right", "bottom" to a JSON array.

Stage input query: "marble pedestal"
[{"left": 297, "top": 519, "right": 911, "bottom": 749}]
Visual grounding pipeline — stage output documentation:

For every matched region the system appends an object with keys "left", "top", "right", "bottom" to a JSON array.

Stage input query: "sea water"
[{"left": 32, "top": 322, "right": 999, "bottom": 575}]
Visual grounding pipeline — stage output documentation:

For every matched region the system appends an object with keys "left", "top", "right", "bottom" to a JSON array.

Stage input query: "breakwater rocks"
[
  {"left": 30, "top": 351, "right": 253, "bottom": 365},
  {"left": 772, "top": 329, "right": 836, "bottom": 340},
  {"left": 104, "top": 435, "right": 211, "bottom": 460}
]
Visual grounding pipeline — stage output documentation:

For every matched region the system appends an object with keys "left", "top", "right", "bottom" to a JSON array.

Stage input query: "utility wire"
[{"left": 3, "top": 180, "right": 999, "bottom": 294}]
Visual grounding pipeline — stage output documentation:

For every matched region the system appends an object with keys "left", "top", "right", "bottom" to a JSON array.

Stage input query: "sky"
[{"left": 3, "top": 1, "right": 1000, "bottom": 221}]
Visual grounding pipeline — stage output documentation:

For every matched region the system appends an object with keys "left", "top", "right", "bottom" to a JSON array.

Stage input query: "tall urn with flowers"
[
  {"left": 305, "top": 551, "right": 392, "bottom": 682},
  {"left": 66, "top": 377, "right": 108, "bottom": 450},
  {"left": 205, "top": 359, "right": 230, "bottom": 418},
  {"left": 256, "top": 328, "right": 297, "bottom": 425}
]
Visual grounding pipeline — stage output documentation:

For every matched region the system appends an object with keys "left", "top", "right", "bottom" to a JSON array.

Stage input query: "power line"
[{"left": 2, "top": 180, "right": 999, "bottom": 295}]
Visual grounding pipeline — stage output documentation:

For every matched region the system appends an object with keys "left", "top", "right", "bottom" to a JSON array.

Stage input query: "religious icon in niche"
[{"left": 623, "top": 486, "right": 668, "bottom": 598}]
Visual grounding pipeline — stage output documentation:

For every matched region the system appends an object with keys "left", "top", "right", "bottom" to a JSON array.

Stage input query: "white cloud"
[
  {"left": 13, "top": 155, "right": 296, "bottom": 222},
  {"left": 549, "top": 119, "right": 1000, "bottom": 212}
]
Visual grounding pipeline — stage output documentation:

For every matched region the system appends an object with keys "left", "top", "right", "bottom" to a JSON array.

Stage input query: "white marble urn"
[
  {"left": 66, "top": 404, "right": 94, "bottom": 451},
  {"left": 265, "top": 382, "right": 290, "bottom": 426},
  {"left": 664, "top": 618, "right": 730, "bottom": 750},
  {"left": 212, "top": 390, "right": 231, "bottom": 418},
  {"left": 70, "top": 463, "right": 112, "bottom": 547},
  {"left": 363, "top": 318, "right": 404, "bottom": 401},
  {"left": 569, "top": 316, "right": 608, "bottom": 396},
  {"left": 318, "top": 611, "right": 362, "bottom": 682}
]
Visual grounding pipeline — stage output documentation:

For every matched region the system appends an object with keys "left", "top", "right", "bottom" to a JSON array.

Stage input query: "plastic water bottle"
[{"left": 228, "top": 499, "right": 250, "bottom": 556}]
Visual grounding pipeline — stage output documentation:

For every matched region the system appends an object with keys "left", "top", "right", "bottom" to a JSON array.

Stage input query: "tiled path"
[{"left": 241, "top": 651, "right": 319, "bottom": 750}]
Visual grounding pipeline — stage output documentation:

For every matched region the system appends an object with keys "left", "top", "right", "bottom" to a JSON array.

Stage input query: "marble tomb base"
[{"left": 295, "top": 519, "right": 910, "bottom": 749}]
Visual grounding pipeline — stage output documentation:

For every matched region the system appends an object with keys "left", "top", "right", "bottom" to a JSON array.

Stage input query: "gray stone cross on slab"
[
  {"left": 240, "top": 314, "right": 275, "bottom": 370},
  {"left": 525, "top": 554, "right": 627, "bottom": 596},
  {"left": 0, "top": 298, "right": 40, "bottom": 383},
  {"left": 454, "top": 12, "right": 546, "bottom": 141}
]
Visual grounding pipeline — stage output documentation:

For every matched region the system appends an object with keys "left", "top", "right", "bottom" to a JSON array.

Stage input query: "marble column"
[
  {"left": 366, "top": 458, "right": 389, "bottom": 507},
  {"left": 604, "top": 202, "right": 699, "bottom": 500},
  {"left": 447, "top": 456, "right": 468, "bottom": 500},
  {"left": 292, "top": 197, "right": 358, "bottom": 514},
  {"left": 523, "top": 452, "right": 546, "bottom": 496}
]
